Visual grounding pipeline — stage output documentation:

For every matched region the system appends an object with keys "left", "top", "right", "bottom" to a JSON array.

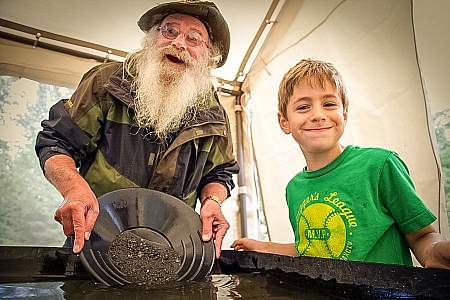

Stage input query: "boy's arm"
[
  {"left": 405, "top": 225, "right": 450, "bottom": 269},
  {"left": 231, "top": 238, "right": 298, "bottom": 256}
]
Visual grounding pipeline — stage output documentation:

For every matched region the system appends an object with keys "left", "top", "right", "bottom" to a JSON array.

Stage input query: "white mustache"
[{"left": 160, "top": 46, "right": 193, "bottom": 65}]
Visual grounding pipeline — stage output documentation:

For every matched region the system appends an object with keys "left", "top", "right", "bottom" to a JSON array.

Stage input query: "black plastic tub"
[{"left": 1, "top": 246, "right": 449, "bottom": 299}]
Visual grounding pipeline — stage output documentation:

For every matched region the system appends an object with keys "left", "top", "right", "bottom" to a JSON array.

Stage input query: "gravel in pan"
[{"left": 108, "top": 230, "right": 181, "bottom": 288}]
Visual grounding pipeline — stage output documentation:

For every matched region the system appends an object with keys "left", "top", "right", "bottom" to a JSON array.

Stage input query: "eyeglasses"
[{"left": 158, "top": 23, "right": 207, "bottom": 47}]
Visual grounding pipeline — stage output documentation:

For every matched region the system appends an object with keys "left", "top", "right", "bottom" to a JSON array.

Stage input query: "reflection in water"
[
  {"left": 0, "top": 273, "right": 353, "bottom": 300},
  {"left": 0, "top": 282, "right": 65, "bottom": 299}
]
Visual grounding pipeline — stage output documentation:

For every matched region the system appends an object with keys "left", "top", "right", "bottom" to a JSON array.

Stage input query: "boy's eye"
[
  {"left": 324, "top": 102, "right": 337, "bottom": 107},
  {"left": 296, "top": 105, "right": 309, "bottom": 111}
]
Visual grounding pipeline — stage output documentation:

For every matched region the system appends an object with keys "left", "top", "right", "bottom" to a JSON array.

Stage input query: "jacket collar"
[{"left": 104, "top": 70, "right": 135, "bottom": 107}]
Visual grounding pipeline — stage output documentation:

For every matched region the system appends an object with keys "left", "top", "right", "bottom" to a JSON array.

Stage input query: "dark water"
[{"left": 0, "top": 273, "right": 343, "bottom": 300}]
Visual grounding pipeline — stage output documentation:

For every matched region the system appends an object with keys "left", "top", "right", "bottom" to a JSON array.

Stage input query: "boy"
[{"left": 231, "top": 59, "right": 450, "bottom": 269}]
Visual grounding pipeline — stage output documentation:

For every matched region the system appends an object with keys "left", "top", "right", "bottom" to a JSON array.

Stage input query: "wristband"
[{"left": 201, "top": 195, "right": 222, "bottom": 206}]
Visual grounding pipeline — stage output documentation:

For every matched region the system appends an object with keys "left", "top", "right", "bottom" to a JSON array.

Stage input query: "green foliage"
[
  {"left": 0, "top": 77, "right": 16, "bottom": 115},
  {"left": 433, "top": 109, "right": 450, "bottom": 229}
]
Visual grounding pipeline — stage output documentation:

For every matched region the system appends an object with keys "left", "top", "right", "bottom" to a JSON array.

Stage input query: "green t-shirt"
[{"left": 286, "top": 145, "right": 436, "bottom": 266}]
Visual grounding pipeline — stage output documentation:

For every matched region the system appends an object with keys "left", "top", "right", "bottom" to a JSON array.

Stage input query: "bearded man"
[{"left": 35, "top": 1, "right": 239, "bottom": 259}]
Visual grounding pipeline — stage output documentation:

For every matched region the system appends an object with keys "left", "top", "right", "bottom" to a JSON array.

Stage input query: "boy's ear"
[
  {"left": 278, "top": 112, "right": 291, "bottom": 134},
  {"left": 343, "top": 107, "right": 348, "bottom": 123}
]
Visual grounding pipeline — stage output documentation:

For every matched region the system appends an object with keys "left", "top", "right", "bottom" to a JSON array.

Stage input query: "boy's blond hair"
[{"left": 278, "top": 59, "right": 348, "bottom": 117}]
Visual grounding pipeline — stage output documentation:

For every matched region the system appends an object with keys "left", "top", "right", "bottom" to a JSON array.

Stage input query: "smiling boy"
[{"left": 232, "top": 59, "right": 450, "bottom": 269}]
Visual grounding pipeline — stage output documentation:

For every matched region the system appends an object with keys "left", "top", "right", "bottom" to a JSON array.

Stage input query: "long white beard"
[{"left": 129, "top": 33, "right": 213, "bottom": 140}]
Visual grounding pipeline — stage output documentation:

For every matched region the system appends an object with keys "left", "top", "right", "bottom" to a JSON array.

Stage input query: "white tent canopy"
[
  {"left": 0, "top": 0, "right": 449, "bottom": 252},
  {"left": 0, "top": 0, "right": 273, "bottom": 82}
]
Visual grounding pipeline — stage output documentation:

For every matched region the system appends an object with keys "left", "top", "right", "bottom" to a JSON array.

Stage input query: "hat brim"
[{"left": 138, "top": 1, "right": 230, "bottom": 67}]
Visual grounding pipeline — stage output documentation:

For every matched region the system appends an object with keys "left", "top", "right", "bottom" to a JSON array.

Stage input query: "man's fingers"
[
  {"left": 84, "top": 207, "right": 99, "bottom": 240},
  {"left": 200, "top": 203, "right": 230, "bottom": 258},
  {"left": 54, "top": 212, "right": 62, "bottom": 224},
  {"left": 72, "top": 208, "right": 86, "bottom": 253},
  {"left": 201, "top": 216, "right": 213, "bottom": 241},
  {"left": 60, "top": 210, "right": 74, "bottom": 236},
  {"left": 214, "top": 225, "right": 228, "bottom": 258},
  {"left": 214, "top": 233, "right": 223, "bottom": 258}
]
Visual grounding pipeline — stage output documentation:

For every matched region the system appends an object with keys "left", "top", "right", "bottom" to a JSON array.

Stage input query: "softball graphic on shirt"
[{"left": 296, "top": 191, "right": 357, "bottom": 260}]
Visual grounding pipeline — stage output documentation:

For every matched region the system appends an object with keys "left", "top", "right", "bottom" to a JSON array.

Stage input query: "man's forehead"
[{"left": 162, "top": 13, "right": 209, "bottom": 35}]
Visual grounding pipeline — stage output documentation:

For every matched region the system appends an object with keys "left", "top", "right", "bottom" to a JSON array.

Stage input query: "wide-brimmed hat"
[{"left": 138, "top": 1, "right": 230, "bottom": 67}]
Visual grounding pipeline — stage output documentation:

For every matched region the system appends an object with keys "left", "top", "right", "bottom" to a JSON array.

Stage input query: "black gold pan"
[{"left": 80, "top": 188, "right": 215, "bottom": 286}]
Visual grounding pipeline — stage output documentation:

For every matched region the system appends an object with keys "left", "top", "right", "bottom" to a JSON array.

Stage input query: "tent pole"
[
  {"left": 234, "top": 92, "right": 248, "bottom": 238},
  {"left": 0, "top": 18, "right": 128, "bottom": 57},
  {"left": 218, "top": 86, "right": 247, "bottom": 238},
  {"left": 233, "top": 0, "right": 281, "bottom": 81}
]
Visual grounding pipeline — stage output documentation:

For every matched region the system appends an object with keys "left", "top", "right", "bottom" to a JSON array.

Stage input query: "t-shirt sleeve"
[{"left": 378, "top": 152, "right": 436, "bottom": 233}]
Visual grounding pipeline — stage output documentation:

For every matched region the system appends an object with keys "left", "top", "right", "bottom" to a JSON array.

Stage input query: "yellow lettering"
[
  {"left": 336, "top": 201, "right": 345, "bottom": 209},
  {"left": 341, "top": 208, "right": 352, "bottom": 215}
]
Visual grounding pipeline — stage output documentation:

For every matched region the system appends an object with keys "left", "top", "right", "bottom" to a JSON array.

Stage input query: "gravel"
[{"left": 108, "top": 230, "right": 181, "bottom": 288}]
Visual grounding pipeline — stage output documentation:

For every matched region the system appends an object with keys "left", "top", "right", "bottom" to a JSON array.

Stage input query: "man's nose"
[{"left": 171, "top": 34, "right": 187, "bottom": 50}]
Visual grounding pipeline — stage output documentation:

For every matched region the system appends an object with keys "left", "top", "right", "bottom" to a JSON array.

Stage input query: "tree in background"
[
  {"left": 434, "top": 110, "right": 450, "bottom": 229},
  {"left": 0, "top": 76, "right": 71, "bottom": 246}
]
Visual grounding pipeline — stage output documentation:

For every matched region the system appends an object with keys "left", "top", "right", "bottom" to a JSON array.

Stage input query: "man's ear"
[{"left": 278, "top": 112, "right": 291, "bottom": 134}]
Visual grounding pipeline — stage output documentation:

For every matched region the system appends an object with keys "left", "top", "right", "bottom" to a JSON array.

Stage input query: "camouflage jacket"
[{"left": 35, "top": 62, "right": 238, "bottom": 208}]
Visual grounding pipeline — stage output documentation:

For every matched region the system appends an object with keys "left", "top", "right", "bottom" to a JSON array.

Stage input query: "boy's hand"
[
  {"left": 232, "top": 239, "right": 298, "bottom": 256},
  {"left": 425, "top": 240, "right": 450, "bottom": 269},
  {"left": 405, "top": 225, "right": 450, "bottom": 270},
  {"left": 231, "top": 238, "right": 269, "bottom": 253}
]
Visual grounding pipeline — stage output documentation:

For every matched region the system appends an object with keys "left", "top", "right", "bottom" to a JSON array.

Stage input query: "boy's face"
[{"left": 278, "top": 79, "right": 347, "bottom": 156}]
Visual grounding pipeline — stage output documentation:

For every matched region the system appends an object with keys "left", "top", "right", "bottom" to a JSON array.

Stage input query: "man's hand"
[
  {"left": 200, "top": 199, "right": 229, "bottom": 259},
  {"left": 199, "top": 182, "right": 229, "bottom": 258},
  {"left": 54, "top": 187, "right": 99, "bottom": 253},
  {"left": 44, "top": 155, "right": 99, "bottom": 254}
]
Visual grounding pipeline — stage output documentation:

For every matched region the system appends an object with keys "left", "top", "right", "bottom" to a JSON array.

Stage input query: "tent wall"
[
  {"left": 243, "top": 0, "right": 449, "bottom": 243},
  {"left": 413, "top": 0, "right": 450, "bottom": 238},
  {"left": 0, "top": 38, "right": 99, "bottom": 88},
  {"left": 216, "top": 93, "right": 263, "bottom": 247}
]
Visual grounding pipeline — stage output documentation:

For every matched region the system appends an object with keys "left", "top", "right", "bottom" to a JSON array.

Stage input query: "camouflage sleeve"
[
  {"left": 35, "top": 99, "right": 91, "bottom": 171},
  {"left": 197, "top": 112, "right": 239, "bottom": 197},
  {"left": 35, "top": 64, "right": 108, "bottom": 171}
]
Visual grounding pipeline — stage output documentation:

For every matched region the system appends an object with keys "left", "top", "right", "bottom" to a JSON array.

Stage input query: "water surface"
[{"left": 0, "top": 273, "right": 342, "bottom": 300}]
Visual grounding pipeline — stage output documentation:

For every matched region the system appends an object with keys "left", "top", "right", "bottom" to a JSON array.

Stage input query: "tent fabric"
[
  {"left": 242, "top": 0, "right": 449, "bottom": 243},
  {"left": 0, "top": 38, "right": 99, "bottom": 88},
  {"left": 216, "top": 93, "right": 263, "bottom": 248}
]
